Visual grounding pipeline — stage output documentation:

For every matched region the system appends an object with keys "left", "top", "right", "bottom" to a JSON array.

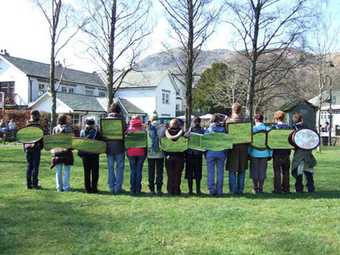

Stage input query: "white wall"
[
  {"left": 116, "top": 87, "right": 156, "bottom": 116},
  {"left": 156, "top": 77, "right": 177, "bottom": 117},
  {"left": 0, "top": 56, "right": 29, "bottom": 105},
  {"left": 31, "top": 95, "right": 73, "bottom": 114}
]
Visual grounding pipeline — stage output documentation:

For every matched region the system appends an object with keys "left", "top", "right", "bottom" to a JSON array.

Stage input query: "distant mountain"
[{"left": 136, "top": 48, "right": 235, "bottom": 73}]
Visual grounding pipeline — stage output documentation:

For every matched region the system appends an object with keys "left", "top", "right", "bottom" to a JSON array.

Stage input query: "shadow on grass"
[{"left": 24, "top": 187, "right": 340, "bottom": 200}]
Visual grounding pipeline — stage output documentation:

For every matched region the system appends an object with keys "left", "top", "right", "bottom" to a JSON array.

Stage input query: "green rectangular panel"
[
  {"left": 17, "top": 127, "right": 44, "bottom": 143},
  {"left": 101, "top": 119, "right": 123, "bottom": 140},
  {"left": 188, "top": 133, "right": 205, "bottom": 151},
  {"left": 252, "top": 131, "right": 267, "bottom": 150},
  {"left": 202, "top": 132, "right": 233, "bottom": 151},
  {"left": 160, "top": 137, "right": 188, "bottom": 152},
  {"left": 267, "top": 129, "right": 294, "bottom": 149},
  {"left": 72, "top": 138, "right": 107, "bottom": 154},
  {"left": 125, "top": 131, "right": 147, "bottom": 148},
  {"left": 43, "top": 133, "right": 73, "bottom": 151},
  {"left": 228, "top": 122, "right": 251, "bottom": 144}
]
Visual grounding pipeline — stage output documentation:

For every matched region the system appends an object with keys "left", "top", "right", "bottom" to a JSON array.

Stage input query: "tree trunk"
[
  {"left": 50, "top": 4, "right": 57, "bottom": 130},
  {"left": 185, "top": 0, "right": 194, "bottom": 131},
  {"left": 247, "top": 1, "right": 261, "bottom": 133},
  {"left": 107, "top": 0, "right": 117, "bottom": 111}
]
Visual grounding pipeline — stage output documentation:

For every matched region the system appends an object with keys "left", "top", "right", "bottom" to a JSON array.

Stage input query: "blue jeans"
[
  {"left": 55, "top": 164, "right": 71, "bottom": 192},
  {"left": 107, "top": 153, "right": 125, "bottom": 193},
  {"left": 206, "top": 155, "right": 226, "bottom": 195},
  {"left": 128, "top": 156, "right": 145, "bottom": 193},
  {"left": 25, "top": 148, "right": 41, "bottom": 187},
  {"left": 229, "top": 171, "right": 245, "bottom": 194}
]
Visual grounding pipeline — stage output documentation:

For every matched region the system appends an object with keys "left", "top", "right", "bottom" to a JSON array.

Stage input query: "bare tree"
[
  {"left": 81, "top": 0, "right": 152, "bottom": 110},
  {"left": 225, "top": 0, "right": 315, "bottom": 123},
  {"left": 159, "top": 0, "right": 219, "bottom": 130},
  {"left": 35, "top": 0, "right": 85, "bottom": 128}
]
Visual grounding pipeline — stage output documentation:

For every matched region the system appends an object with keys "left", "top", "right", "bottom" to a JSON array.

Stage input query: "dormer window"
[
  {"left": 162, "top": 90, "right": 170, "bottom": 105},
  {"left": 85, "top": 86, "right": 95, "bottom": 96}
]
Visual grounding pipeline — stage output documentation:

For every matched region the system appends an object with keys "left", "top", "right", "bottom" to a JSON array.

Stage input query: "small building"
[
  {"left": 281, "top": 99, "right": 317, "bottom": 129},
  {"left": 115, "top": 70, "right": 186, "bottom": 119}
]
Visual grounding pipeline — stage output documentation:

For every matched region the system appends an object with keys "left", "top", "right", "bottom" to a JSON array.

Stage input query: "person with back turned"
[{"left": 24, "top": 110, "right": 43, "bottom": 189}]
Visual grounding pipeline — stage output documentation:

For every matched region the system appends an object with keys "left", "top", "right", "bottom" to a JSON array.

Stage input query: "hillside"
[{"left": 136, "top": 48, "right": 236, "bottom": 73}]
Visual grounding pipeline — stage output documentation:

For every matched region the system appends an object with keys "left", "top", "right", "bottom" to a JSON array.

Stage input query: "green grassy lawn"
[{"left": 1, "top": 145, "right": 340, "bottom": 254}]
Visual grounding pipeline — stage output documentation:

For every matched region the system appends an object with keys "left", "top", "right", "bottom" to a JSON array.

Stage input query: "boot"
[
  {"left": 252, "top": 179, "right": 259, "bottom": 194},
  {"left": 149, "top": 184, "right": 155, "bottom": 194},
  {"left": 196, "top": 180, "right": 201, "bottom": 195},
  {"left": 188, "top": 179, "right": 193, "bottom": 195},
  {"left": 156, "top": 185, "right": 163, "bottom": 195},
  {"left": 258, "top": 180, "right": 264, "bottom": 193}
]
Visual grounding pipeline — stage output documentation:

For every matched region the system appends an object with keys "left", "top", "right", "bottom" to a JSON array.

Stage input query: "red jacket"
[{"left": 127, "top": 117, "right": 146, "bottom": 157}]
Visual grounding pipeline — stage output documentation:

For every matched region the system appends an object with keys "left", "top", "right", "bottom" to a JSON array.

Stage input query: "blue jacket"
[
  {"left": 205, "top": 123, "right": 227, "bottom": 158},
  {"left": 249, "top": 123, "right": 272, "bottom": 158}
]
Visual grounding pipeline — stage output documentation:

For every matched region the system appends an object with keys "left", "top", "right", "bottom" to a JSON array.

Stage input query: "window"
[
  {"left": 68, "top": 88, "right": 74, "bottom": 94},
  {"left": 72, "top": 114, "right": 80, "bottom": 125},
  {"left": 176, "top": 104, "right": 180, "bottom": 111},
  {"left": 85, "top": 89, "right": 94, "bottom": 96},
  {"left": 332, "top": 96, "right": 336, "bottom": 104},
  {"left": 99, "top": 91, "right": 106, "bottom": 97},
  {"left": 162, "top": 90, "right": 170, "bottom": 104},
  {"left": 38, "top": 83, "right": 47, "bottom": 95},
  {"left": 85, "top": 86, "right": 95, "bottom": 96},
  {"left": 0, "top": 81, "right": 15, "bottom": 104},
  {"left": 61, "top": 87, "right": 67, "bottom": 93}
]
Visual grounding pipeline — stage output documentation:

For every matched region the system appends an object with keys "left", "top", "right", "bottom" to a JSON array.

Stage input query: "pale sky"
[{"left": 0, "top": 0, "right": 339, "bottom": 73}]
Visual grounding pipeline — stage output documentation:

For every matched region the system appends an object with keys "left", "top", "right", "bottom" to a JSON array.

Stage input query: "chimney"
[
  {"left": 0, "top": 49, "right": 10, "bottom": 56},
  {"left": 56, "top": 60, "right": 62, "bottom": 67}
]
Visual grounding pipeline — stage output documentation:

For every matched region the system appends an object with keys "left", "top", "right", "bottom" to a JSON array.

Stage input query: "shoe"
[
  {"left": 33, "top": 185, "right": 42, "bottom": 190},
  {"left": 27, "top": 186, "right": 33, "bottom": 190}
]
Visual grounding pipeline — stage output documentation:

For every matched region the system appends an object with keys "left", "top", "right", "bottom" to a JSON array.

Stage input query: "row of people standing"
[{"left": 23, "top": 102, "right": 316, "bottom": 195}]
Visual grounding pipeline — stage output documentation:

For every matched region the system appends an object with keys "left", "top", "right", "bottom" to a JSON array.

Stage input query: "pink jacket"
[{"left": 127, "top": 117, "right": 146, "bottom": 157}]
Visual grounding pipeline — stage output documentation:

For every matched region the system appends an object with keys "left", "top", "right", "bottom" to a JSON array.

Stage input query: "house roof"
[
  {"left": 57, "top": 93, "right": 105, "bottom": 112},
  {"left": 118, "top": 71, "right": 170, "bottom": 88},
  {"left": 29, "top": 92, "right": 145, "bottom": 114},
  {"left": 119, "top": 98, "right": 146, "bottom": 114},
  {"left": 281, "top": 99, "right": 317, "bottom": 112},
  {"left": 1, "top": 54, "right": 105, "bottom": 87}
]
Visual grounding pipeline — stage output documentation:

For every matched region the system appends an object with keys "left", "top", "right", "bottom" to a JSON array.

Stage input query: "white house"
[
  {"left": 115, "top": 70, "right": 186, "bottom": 119},
  {"left": 0, "top": 52, "right": 107, "bottom": 106},
  {"left": 0, "top": 52, "right": 145, "bottom": 124},
  {"left": 309, "top": 89, "right": 340, "bottom": 137}
]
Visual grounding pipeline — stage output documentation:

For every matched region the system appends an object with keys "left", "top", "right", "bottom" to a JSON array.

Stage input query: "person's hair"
[
  {"left": 109, "top": 102, "right": 121, "bottom": 114},
  {"left": 273, "top": 111, "right": 285, "bottom": 122},
  {"left": 31, "top": 110, "right": 40, "bottom": 121},
  {"left": 169, "top": 118, "right": 179, "bottom": 129},
  {"left": 86, "top": 118, "right": 95, "bottom": 126},
  {"left": 232, "top": 103, "right": 242, "bottom": 114},
  {"left": 149, "top": 115, "right": 158, "bottom": 122},
  {"left": 57, "top": 114, "right": 68, "bottom": 125},
  {"left": 254, "top": 113, "right": 264, "bottom": 122},
  {"left": 193, "top": 116, "right": 201, "bottom": 124},
  {"left": 292, "top": 112, "right": 303, "bottom": 123},
  {"left": 210, "top": 114, "right": 220, "bottom": 123}
]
